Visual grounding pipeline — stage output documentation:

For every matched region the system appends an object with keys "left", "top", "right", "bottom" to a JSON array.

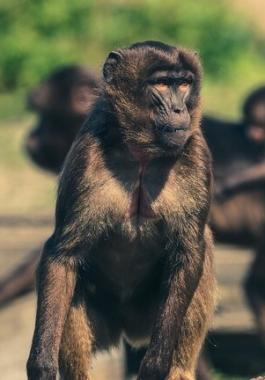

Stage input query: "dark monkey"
[
  {"left": 203, "top": 87, "right": 265, "bottom": 342},
  {"left": 27, "top": 41, "right": 215, "bottom": 380},
  {"left": 0, "top": 66, "right": 98, "bottom": 307}
]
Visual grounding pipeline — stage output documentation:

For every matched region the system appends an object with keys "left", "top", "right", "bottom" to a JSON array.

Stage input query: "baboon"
[
  {"left": 0, "top": 66, "right": 98, "bottom": 307},
  {"left": 26, "top": 65, "right": 98, "bottom": 173},
  {"left": 203, "top": 86, "right": 265, "bottom": 342},
  {"left": 27, "top": 41, "right": 215, "bottom": 380}
]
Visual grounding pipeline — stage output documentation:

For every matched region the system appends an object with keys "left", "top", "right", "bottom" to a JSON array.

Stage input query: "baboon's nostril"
[{"left": 161, "top": 125, "right": 175, "bottom": 133}]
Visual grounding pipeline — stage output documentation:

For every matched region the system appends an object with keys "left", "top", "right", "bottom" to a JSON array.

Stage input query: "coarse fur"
[{"left": 27, "top": 41, "right": 215, "bottom": 380}]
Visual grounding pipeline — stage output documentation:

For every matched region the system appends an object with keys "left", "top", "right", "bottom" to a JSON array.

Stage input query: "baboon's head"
[{"left": 103, "top": 40, "right": 202, "bottom": 157}]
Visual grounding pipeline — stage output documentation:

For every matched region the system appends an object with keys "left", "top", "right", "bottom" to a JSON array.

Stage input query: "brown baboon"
[
  {"left": 203, "top": 86, "right": 265, "bottom": 342},
  {"left": 27, "top": 41, "right": 215, "bottom": 380},
  {"left": 0, "top": 66, "right": 98, "bottom": 308}
]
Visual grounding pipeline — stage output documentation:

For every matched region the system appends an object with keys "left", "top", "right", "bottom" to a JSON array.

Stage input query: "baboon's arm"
[{"left": 27, "top": 240, "right": 76, "bottom": 380}]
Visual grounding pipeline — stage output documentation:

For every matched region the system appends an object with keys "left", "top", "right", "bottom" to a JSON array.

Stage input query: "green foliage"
[
  {"left": 0, "top": 0, "right": 264, "bottom": 120},
  {"left": 90, "top": 0, "right": 257, "bottom": 79},
  {"left": 0, "top": 0, "right": 94, "bottom": 91}
]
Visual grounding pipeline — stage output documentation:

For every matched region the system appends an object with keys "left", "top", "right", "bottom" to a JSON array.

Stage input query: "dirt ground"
[{"left": 0, "top": 214, "right": 255, "bottom": 380}]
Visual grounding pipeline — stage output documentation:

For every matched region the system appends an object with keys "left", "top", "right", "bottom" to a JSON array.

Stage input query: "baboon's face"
[
  {"left": 26, "top": 65, "right": 98, "bottom": 172},
  {"left": 103, "top": 41, "right": 201, "bottom": 157},
  {"left": 145, "top": 66, "right": 194, "bottom": 150}
]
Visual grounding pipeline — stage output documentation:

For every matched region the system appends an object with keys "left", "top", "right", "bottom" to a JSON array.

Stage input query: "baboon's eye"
[
  {"left": 179, "top": 82, "right": 190, "bottom": 92},
  {"left": 153, "top": 83, "right": 168, "bottom": 92}
]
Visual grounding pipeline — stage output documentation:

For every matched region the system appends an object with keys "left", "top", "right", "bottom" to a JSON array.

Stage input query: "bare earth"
[{"left": 0, "top": 214, "right": 254, "bottom": 380}]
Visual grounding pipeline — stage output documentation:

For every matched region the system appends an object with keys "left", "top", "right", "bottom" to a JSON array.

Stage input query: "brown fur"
[{"left": 27, "top": 41, "right": 215, "bottom": 380}]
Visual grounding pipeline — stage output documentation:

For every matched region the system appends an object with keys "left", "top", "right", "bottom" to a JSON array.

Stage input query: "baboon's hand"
[{"left": 27, "top": 358, "right": 57, "bottom": 380}]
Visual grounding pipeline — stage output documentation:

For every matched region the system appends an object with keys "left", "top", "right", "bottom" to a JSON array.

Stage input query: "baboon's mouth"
[{"left": 156, "top": 123, "right": 186, "bottom": 134}]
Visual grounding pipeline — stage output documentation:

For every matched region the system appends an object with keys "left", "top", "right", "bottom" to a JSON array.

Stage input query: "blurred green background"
[
  {"left": 0, "top": 0, "right": 265, "bottom": 119},
  {"left": 0, "top": 0, "right": 265, "bottom": 216}
]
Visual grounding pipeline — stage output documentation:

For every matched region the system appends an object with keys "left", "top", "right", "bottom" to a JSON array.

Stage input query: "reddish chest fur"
[{"left": 127, "top": 146, "right": 155, "bottom": 219}]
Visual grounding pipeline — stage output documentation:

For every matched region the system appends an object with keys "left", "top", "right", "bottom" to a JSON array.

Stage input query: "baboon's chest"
[
  {"left": 91, "top": 232, "right": 165, "bottom": 298},
  {"left": 88, "top": 154, "right": 178, "bottom": 227},
  {"left": 88, "top": 162, "right": 177, "bottom": 297},
  {"left": 128, "top": 160, "right": 156, "bottom": 219}
]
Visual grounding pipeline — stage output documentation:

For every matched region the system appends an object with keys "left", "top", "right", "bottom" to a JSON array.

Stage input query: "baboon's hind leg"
[
  {"left": 59, "top": 304, "right": 93, "bottom": 380},
  {"left": 168, "top": 242, "right": 215, "bottom": 380}
]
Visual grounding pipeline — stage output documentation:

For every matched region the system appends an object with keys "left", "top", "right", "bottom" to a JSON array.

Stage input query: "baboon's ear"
[{"left": 103, "top": 51, "right": 122, "bottom": 83}]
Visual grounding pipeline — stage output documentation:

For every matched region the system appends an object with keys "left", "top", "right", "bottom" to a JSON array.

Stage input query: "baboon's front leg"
[
  {"left": 27, "top": 240, "right": 76, "bottom": 380},
  {"left": 137, "top": 234, "right": 213, "bottom": 380},
  {"left": 59, "top": 304, "right": 94, "bottom": 380}
]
